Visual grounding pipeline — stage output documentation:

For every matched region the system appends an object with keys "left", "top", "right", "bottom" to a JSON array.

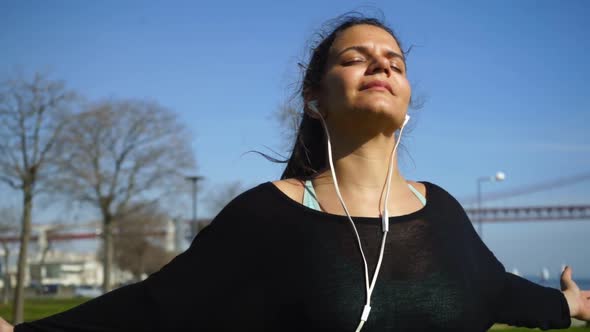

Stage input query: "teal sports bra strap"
[
  {"left": 407, "top": 182, "right": 427, "bottom": 206},
  {"left": 303, "top": 179, "right": 322, "bottom": 211},
  {"left": 302, "top": 179, "right": 426, "bottom": 211}
]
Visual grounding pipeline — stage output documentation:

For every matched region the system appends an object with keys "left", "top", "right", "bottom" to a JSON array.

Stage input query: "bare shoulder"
[
  {"left": 271, "top": 178, "right": 305, "bottom": 203},
  {"left": 407, "top": 180, "right": 427, "bottom": 198}
]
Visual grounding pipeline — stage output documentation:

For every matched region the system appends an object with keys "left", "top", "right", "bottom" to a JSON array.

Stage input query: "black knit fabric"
[{"left": 15, "top": 181, "right": 571, "bottom": 331}]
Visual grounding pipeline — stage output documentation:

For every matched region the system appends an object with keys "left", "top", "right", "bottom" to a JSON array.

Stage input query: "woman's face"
[{"left": 318, "top": 24, "right": 411, "bottom": 131}]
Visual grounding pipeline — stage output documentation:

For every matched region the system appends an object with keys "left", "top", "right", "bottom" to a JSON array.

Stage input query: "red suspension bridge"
[{"left": 1, "top": 172, "right": 589, "bottom": 243}]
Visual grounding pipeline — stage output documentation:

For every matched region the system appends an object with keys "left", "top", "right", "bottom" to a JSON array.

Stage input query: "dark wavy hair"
[{"left": 273, "top": 12, "right": 411, "bottom": 180}]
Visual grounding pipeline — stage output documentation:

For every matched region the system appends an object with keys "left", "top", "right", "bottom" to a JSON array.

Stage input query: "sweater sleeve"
[
  {"left": 462, "top": 214, "right": 572, "bottom": 329},
  {"left": 14, "top": 188, "right": 266, "bottom": 332},
  {"left": 14, "top": 280, "right": 159, "bottom": 332},
  {"left": 437, "top": 184, "right": 572, "bottom": 330},
  {"left": 458, "top": 209, "right": 572, "bottom": 329},
  {"left": 493, "top": 272, "right": 571, "bottom": 329}
]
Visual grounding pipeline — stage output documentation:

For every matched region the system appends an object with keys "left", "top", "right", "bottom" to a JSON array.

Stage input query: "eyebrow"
[{"left": 336, "top": 45, "right": 406, "bottom": 62}]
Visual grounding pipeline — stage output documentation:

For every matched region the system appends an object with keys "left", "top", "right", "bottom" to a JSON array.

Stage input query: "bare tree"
[
  {"left": 37, "top": 224, "right": 66, "bottom": 277},
  {"left": 112, "top": 204, "right": 175, "bottom": 281},
  {"left": 0, "top": 207, "right": 20, "bottom": 305},
  {"left": 52, "top": 99, "right": 194, "bottom": 292},
  {"left": 0, "top": 73, "right": 75, "bottom": 323}
]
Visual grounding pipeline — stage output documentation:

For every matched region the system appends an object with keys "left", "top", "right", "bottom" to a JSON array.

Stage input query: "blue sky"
[{"left": 1, "top": 1, "right": 589, "bottom": 278}]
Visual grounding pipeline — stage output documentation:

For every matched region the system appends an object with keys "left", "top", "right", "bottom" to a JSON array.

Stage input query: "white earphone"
[
  {"left": 306, "top": 100, "right": 410, "bottom": 331},
  {"left": 307, "top": 100, "right": 320, "bottom": 114}
]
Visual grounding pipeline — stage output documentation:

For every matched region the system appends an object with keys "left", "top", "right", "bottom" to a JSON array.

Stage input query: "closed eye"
[
  {"left": 390, "top": 61, "right": 405, "bottom": 74},
  {"left": 343, "top": 58, "right": 365, "bottom": 65},
  {"left": 391, "top": 65, "right": 403, "bottom": 73}
]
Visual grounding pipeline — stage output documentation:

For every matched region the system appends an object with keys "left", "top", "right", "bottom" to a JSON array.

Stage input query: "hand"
[
  {"left": 561, "top": 266, "right": 590, "bottom": 321},
  {"left": 0, "top": 316, "right": 14, "bottom": 332}
]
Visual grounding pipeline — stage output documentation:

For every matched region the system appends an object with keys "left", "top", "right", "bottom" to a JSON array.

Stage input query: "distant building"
[
  {"left": 0, "top": 217, "right": 212, "bottom": 290},
  {"left": 28, "top": 250, "right": 136, "bottom": 287}
]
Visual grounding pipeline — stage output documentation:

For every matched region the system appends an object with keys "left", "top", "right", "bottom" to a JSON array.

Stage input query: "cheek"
[
  {"left": 322, "top": 70, "right": 357, "bottom": 102},
  {"left": 397, "top": 76, "right": 412, "bottom": 102}
]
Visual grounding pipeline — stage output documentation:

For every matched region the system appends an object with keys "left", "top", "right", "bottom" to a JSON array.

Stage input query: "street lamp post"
[
  {"left": 185, "top": 175, "right": 204, "bottom": 233},
  {"left": 476, "top": 171, "right": 505, "bottom": 239}
]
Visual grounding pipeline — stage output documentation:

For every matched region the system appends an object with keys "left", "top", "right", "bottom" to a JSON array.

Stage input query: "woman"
[{"left": 3, "top": 13, "right": 589, "bottom": 332}]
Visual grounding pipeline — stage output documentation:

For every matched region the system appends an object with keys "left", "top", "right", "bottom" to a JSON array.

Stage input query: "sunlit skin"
[
  {"left": 297, "top": 24, "right": 420, "bottom": 219},
  {"left": 274, "top": 24, "right": 590, "bottom": 322},
  {"left": 319, "top": 24, "right": 411, "bottom": 137}
]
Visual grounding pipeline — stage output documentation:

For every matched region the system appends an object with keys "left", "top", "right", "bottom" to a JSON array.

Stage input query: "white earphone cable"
[{"left": 310, "top": 102, "right": 408, "bottom": 331}]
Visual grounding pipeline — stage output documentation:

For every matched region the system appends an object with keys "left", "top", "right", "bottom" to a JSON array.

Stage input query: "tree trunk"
[
  {"left": 2, "top": 244, "right": 10, "bottom": 305},
  {"left": 39, "top": 240, "right": 51, "bottom": 279},
  {"left": 102, "top": 217, "right": 114, "bottom": 292},
  {"left": 12, "top": 187, "right": 33, "bottom": 324}
]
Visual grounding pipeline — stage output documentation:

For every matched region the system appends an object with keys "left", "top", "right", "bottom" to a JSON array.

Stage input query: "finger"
[
  {"left": 560, "top": 266, "right": 569, "bottom": 279},
  {"left": 560, "top": 266, "right": 570, "bottom": 285},
  {"left": 560, "top": 266, "right": 577, "bottom": 291}
]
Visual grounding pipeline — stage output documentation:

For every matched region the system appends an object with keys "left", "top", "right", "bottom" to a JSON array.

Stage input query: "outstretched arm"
[
  {"left": 440, "top": 185, "right": 583, "bottom": 330},
  {"left": 6, "top": 188, "right": 267, "bottom": 331},
  {"left": 0, "top": 316, "right": 13, "bottom": 332},
  {"left": 492, "top": 271, "right": 571, "bottom": 330}
]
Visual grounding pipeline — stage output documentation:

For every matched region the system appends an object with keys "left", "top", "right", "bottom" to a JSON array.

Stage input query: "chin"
[
  {"left": 353, "top": 100, "right": 406, "bottom": 129},
  {"left": 356, "top": 99, "right": 398, "bottom": 117}
]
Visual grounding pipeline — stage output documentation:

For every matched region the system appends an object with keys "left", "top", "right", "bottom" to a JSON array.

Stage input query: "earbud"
[
  {"left": 403, "top": 114, "right": 410, "bottom": 127},
  {"left": 307, "top": 100, "right": 321, "bottom": 116}
]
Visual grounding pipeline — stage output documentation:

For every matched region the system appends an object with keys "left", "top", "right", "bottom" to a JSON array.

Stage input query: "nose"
[{"left": 367, "top": 56, "right": 391, "bottom": 77}]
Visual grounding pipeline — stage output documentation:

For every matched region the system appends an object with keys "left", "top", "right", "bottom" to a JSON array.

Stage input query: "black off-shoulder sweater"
[{"left": 15, "top": 181, "right": 571, "bottom": 331}]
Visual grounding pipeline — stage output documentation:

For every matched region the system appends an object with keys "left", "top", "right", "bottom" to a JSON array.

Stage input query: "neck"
[{"left": 314, "top": 122, "right": 407, "bottom": 198}]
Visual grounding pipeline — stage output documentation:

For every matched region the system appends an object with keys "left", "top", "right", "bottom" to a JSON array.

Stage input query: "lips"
[{"left": 361, "top": 80, "right": 393, "bottom": 95}]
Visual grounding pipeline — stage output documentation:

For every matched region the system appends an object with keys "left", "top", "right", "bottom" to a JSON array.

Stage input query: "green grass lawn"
[
  {"left": 492, "top": 328, "right": 590, "bottom": 332},
  {"left": 0, "top": 297, "right": 89, "bottom": 323},
  {"left": 0, "top": 298, "right": 588, "bottom": 330}
]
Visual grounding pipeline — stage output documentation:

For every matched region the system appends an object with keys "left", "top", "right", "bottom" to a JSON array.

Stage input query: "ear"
[
  {"left": 304, "top": 98, "right": 327, "bottom": 120},
  {"left": 303, "top": 88, "right": 325, "bottom": 119}
]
